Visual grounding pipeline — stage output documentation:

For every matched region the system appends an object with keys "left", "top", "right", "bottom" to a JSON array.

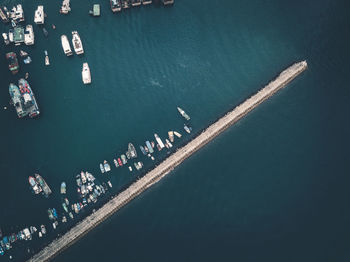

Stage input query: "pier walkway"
[{"left": 28, "top": 61, "right": 307, "bottom": 262}]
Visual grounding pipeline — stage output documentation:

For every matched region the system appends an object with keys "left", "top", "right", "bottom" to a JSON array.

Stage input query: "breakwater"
[{"left": 28, "top": 61, "right": 307, "bottom": 262}]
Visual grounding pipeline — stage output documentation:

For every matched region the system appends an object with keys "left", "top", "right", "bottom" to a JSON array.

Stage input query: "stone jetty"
[{"left": 28, "top": 60, "right": 307, "bottom": 262}]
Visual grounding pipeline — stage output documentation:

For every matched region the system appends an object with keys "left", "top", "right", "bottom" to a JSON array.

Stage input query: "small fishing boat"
[
  {"left": 42, "top": 27, "right": 48, "bottom": 37},
  {"left": 60, "top": 182, "right": 66, "bottom": 194},
  {"left": 44, "top": 50, "right": 50, "bottom": 66},
  {"left": 184, "top": 124, "right": 192, "bottom": 134}
]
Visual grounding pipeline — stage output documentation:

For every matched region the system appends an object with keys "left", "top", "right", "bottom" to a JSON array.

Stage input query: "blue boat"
[
  {"left": 139, "top": 145, "right": 146, "bottom": 155},
  {"left": 145, "top": 141, "right": 154, "bottom": 153},
  {"left": 2, "top": 237, "right": 10, "bottom": 250},
  {"left": 52, "top": 208, "right": 58, "bottom": 219}
]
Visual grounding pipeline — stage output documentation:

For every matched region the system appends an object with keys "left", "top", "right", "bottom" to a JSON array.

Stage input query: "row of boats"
[
  {"left": 0, "top": 225, "right": 47, "bottom": 256},
  {"left": 1, "top": 106, "right": 191, "bottom": 256},
  {"left": 99, "top": 107, "right": 191, "bottom": 174},
  {"left": 110, "top": 0, "right": 174, "bottom": 12},
  {"left": 60, "top": 31, "right": 92, "bottom": 84},
  {"left": 2, "top": 24, "right": 34, "bottom": 46},
  {"left": 61, "top": 31, "right": 84, "bottom": 56},
  {"left": 0, "top": 171, "right": 113, "bottom": 256},
  {"left": 28, "top": 174, "right": 52, "bottom": 197}
]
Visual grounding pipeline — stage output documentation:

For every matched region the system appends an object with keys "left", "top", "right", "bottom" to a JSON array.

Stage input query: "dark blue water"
[{"left": 0, "top": 0, "right": 350, "bottom": 261}]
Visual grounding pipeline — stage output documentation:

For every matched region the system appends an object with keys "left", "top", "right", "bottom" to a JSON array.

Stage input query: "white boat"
[
  {"left": 61, "top": 35, "right": 73, "bottom": 56},
  {"left": 142, "top": 0, "right": 152, "bottom": 5},
  {"left": 82, "top": 63, "right": 91, "bottom": 84},
  {"left": 154, "top": 133, "right": 165, "bottom": 149},
  {"left": 44, "top": 50, "right": 50, "bottom": 66},
  {"left": 8, "top": 29, "right": 14, "bottom": 42},
  {"left": 10, "top": 4, "right": 25, "bottom": 22},
  {"left": 72, "top": 31, "right": 84, "bottom": 55},
  {"left": 165, "top": 139, "right": 173, "bottom": 148},
  {"left": 60, "top": 0, "right": 71, "bottom": 14},
  {"left": 2, "top": 33, "right": 9, "bottom": 45},
  {"left": 184, "top": 124, "right": 192, "bottom": 134},
  {"left": 34, "top": 6, "right": 44, "bottom": 24},
  {"left": 177, "top": 106, "right": 190, "bottom": 120},
  {"left": 174, "top": 131, "right": 182, "bottom": 138},
  {"left": 24, "top": 25, "right": 34, "bottom": 45},
  {"left": 168, "top": 131, "right": 174, "bottom": 142}
]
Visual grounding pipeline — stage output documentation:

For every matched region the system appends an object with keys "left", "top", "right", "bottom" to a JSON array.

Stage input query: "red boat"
[{"left": 117, "top": 158, "right": 123, "bottom": 166}]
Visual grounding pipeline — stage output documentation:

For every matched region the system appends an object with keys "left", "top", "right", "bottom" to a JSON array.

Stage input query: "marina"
[{"left": 27, "top": 61, "right": 307, "bottom": 262}]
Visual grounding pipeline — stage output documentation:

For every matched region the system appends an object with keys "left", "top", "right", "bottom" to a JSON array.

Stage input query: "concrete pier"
[{"left": 28, "top": 61, "right": 307, "bottom": 262}]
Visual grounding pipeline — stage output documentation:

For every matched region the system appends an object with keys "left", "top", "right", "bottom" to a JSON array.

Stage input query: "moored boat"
[
  {"left": 44, "top": 50, "right": 50, "bottom": 66},
  {"left": 142, "top": 0, "right": 152, "bottom": 5},
  {"left": 114, "top": 159, "right": 119, "bottom": 167},
  {"left": 9, "top": 83, "right": 25, "bottom": 118},
  {"left": 72, "top": 31, "right": 84, "bottom": 55},
  {"left": 165, "top": 139, "right": 173, "bottom": 148},
  {"left": 127, "top": 143, "right": 137, "bottom": 158},
  {"left": 110, "top": 0, "right": 122, "bottom": 12},
  {"left": 122, "top": 0, "right": 131, "bottom": 9},
  {"left": 40, "top": 225, "right": 46, "bottom": 234},
  {"left": 0, "top": 7, "right": 9, "bottom": 23},
  {"left": 154, "top": 133, "right": 165, "bottom": 149},
  {"left": 62, "top": 202, "right": 69, "bottom": 213},
  {"left": 60, "top": 0, "right": 71, "bottom": 14},
  {"left": 174, "top": 131, "right": 182, "bottom": 138},
  {"left": 34, "top": 6, "right": 44, "bottom": 24},
  {"left": 35, "top": 174, "right": 52, "bottom": 197},
  {"left": 177, "top": 106, "right": 190, "bottom": 120},
  {"left": 2, "top": 33, "right": 9, "bottom": 45},
  {"left": 42, "top": 27, "right": 48, "bottom": 37},
  {"left": 103, "top": 160, "right": 111, "bottom": 172},
  {"left": 6, "top": 52, "right": 19, "bottom": 74},
  {"left": 184, "top": 124, "right": 192, "bottom": 134},
  {"left": 100, "top": 163, "right": 105, "bottom": 173},
  {"left": 132, "top": 0, "right": 142, "bottom": 6},
  {"left": 139, "top": 145, "right": 146, "bottom": 155},
  {"left": 17, "top": 78, "right": 40, "bottom": 118},
  {"left": 145, "top": 141, "right": 154, "bottom": 153},
  {"left": 121, "top": 154, "right": 127, "bottom": 164},
  {"left": 82, "top": 63, "right": 91, "bottom": 84},
  {"left": 24, "top": 24, "right": 34, "bottom": 45},
  {"left": 89, "top": 4, "right": 100, "bottom": 17},
  {"left": 61, "top": 35, "right": 73, "bottom": 56},
  {"left": 168, "top": 131, "right": 174, "bottom": 142},
  {"left": 60, "top": 182, "right": 66, "bottom": 194},
  {"left": 28, "top": 176, "right": 42, "bottom": 194}
]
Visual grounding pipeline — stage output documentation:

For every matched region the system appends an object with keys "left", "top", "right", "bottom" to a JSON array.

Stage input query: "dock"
[{"left": 28, "top": 61, "right": 307, "bottom": 262}]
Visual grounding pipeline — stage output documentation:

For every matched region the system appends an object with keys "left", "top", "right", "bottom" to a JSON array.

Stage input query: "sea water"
[{"left": 0, "top": 0, "right": 349, "bottom": 261}]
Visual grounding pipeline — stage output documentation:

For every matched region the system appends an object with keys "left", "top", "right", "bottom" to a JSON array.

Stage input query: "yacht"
[
  {"left": 24, "top": 25, "right": 34, "bottom": 45},
  {"left": 82, "top": 63, "right": 91, "bottom": 84},
  {"left": 72, "top": 31, "right": 84, "bottom": 55},
  {"left": 60, "top": 0, "right": 71, "bottom": 14},
  {"left": 34, "top": 6, "right": 44, "bottom": 24},
  {"left": 61, "top": 35, "right": 73, "bottom": 56}
]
